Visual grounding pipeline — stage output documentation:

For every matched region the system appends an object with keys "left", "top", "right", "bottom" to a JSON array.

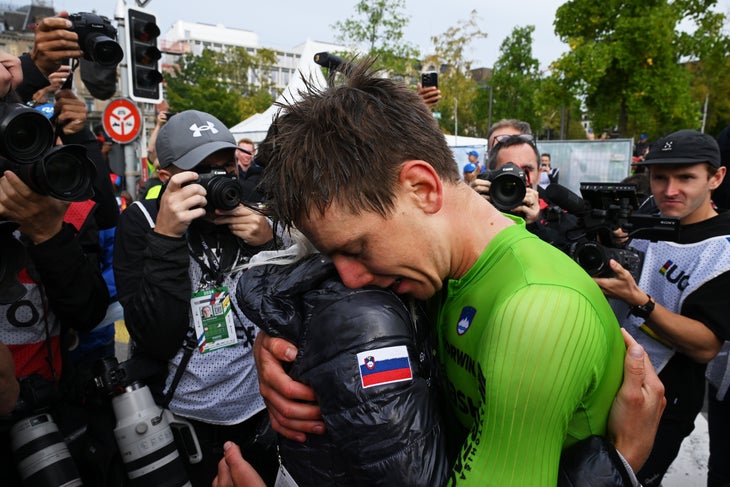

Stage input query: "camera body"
[
  {"left": 569, "top": 240, "right": 644, "bottom": 281},
  {"left": 194, "top": 169, "right": 243, "bottom": 211},
  {"left": 0, "top": 101, "right": 96, "bottom": 202},
  {"left": 477, "top": 162, "right": 528, "bottom": 212},
  {"left": 68, "top": 12, "right": 124, "bottom": 67},
  {"left": 555, "top": 182, "right": 679, "bottom": 279}
]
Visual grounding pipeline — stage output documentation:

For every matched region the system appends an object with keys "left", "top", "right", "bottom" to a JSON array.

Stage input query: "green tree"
[
  {"left": 426, "top": 10, "right": 488, "bottom": 136},
  {"left": 489, "top": 26, "right": 542, "bottom": 135},
  {"left": 165, "top": 47, "right": 276, "bottom": 128},
  {"left": 552, "top": 0, "right": 727, "bottom": 138},
  {"left": 332, "top": 0, "right": 420, "bottom": 76},
  {"left": 681, "top": 9, "right": 730, "bottom": 135}
]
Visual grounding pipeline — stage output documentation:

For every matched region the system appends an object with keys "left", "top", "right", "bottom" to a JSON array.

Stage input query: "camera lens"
[
  {"left": 490, "top": 173, "right": 527, "bottom": 212},
  {"left": 10, "top": 413, "right": 83, "bottom": 487},
  {"left": 113, "top": 383, "right": 192, "bottom": 487},
  {"left": 574, "top": 242, "right": 609, "bottom": 277},
  {"left": 38, "top": 145, "right": 96, "bottom": 201},
  {"left": 85, "top": 33, "right": 124, "bottom": 67},
  {"left": 0, "top": 104, "right": 54, "bottom": 163},
  {"left": 206, "top": 176, "right": 243, "bottom": 211}
]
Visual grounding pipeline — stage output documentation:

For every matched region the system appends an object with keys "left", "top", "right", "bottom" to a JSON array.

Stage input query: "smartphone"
[
  {"left": 421, "top": 71, "right": 438, "bottom": 89},
  {"left": 164, "top": 111, "right": 176, "bottom": 119}
]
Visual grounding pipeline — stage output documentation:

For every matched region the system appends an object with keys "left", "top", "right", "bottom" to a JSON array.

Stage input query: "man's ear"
[
  {"left": 399, "top": 160, "right": 443, "bottom": 214},
  {"left": 157, "top": 169, "right": 173, "bottom": 183},
  {"left": 710, "top": 166, "right": 727, "bottom": 190}
]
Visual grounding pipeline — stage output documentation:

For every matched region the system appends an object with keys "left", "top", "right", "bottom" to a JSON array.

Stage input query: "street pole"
[
  {"left": 487, "top": 85, "right": 493, "bottom": 133},
  {"left": 454, "top": 98, "right": 458, "bottom": 146},
  {"left": 114, "top": 0, "right": 140, "bottom": 196}
]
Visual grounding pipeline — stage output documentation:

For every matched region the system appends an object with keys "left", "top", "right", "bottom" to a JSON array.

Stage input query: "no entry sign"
[{"left": 102, "top": 98, "right": 142, "bottom": 144}]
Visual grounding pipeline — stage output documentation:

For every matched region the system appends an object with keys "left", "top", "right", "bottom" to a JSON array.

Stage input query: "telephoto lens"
[
  {"left": 10, "top": 413, "right": 83, "bottom": 487},
  {"left": 112, "top": 382, "right": 192, "bottom": 487}
]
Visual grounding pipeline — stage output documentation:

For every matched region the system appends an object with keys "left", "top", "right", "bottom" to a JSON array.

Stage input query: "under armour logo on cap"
[
  {"left": 189, "top": 121, "right": 219, "bottom": 137},
  {"left": 661, "top": 141, "right": 673, "bottom": 152},
  {"left": 155, "top": 110, "right": 239, "bottom": 170}
]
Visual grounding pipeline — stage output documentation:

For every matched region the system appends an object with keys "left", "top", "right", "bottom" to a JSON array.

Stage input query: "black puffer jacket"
[{"left": 238, "top": 254, "right": 449, "bottom": 487}]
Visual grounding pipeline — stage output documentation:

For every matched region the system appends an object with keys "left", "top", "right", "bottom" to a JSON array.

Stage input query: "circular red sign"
[{"left": 102, "top": 98, "right": 142, "bottom": 144}]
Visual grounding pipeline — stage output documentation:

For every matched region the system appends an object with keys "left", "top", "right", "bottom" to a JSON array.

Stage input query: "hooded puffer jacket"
[{"left": 238, "top": 253, "right": 449, "bottom": 486}]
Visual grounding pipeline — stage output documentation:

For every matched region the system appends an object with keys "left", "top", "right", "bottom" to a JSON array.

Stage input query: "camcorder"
[
  {"left": 545, "top": 182, "right": 680, "bottom": 280},
  {"left": 2, "top": 374, "right": 83, "bottom": 487},
  {"left": 67, "top": 12, "right": 124, "bottom": 67},
  {"left": 477, "top": 162, "right": 528, "bottom": 212},
  {"left": 92, "top": 357, "right": 201, "bottom": 487}
]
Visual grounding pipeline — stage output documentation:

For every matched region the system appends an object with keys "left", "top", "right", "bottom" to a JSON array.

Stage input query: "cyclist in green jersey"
[{"left": 221, "top": 58, "right": 665, "bottom": 486}]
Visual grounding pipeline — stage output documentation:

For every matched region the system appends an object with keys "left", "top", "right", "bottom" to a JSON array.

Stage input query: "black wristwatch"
[{"left": 630, "top": 294, "right": 655, "bottom": 319}]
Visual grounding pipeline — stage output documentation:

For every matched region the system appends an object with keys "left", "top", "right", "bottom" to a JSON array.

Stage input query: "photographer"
[
  {"left": 594, "top": 130, "right": 730, "bottom": 487},
  {"left": 17, "top": 12, "right": 119, "bottom": 231},
  {"left": 0, "top": 48, "right": 110, "bottom": 484},
  {"left": 472, "top": 132, "right": 577, "bottom": 250},
  {"left": 113, "top": 110, "right": 280, "bottom": 486}
]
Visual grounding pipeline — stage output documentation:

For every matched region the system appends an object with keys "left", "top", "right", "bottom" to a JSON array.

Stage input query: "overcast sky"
[{"left": 51, "top": 0, "right": 573, "bottom": 70}]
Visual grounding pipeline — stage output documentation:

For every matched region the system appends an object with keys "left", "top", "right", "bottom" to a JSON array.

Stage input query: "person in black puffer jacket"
[{"left": 237, "top": 239, "right": 449, "bottom": 487}]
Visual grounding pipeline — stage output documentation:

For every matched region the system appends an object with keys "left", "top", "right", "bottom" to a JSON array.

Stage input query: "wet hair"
[{"left": 259, "top": 57, "right": 459, "bottom": 229}]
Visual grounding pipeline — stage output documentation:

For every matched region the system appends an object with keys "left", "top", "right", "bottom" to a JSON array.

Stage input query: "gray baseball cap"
[{"left": 156, "top": 110, "right": 239, "bottom": 170}]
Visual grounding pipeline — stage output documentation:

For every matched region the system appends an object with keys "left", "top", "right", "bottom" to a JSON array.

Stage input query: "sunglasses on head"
[{"left": 492, "top": 133, "right": 536, "bottom": 149}]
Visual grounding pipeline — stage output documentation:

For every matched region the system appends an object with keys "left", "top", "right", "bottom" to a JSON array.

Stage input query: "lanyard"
[{"left": 187, "top": 232, "right": 241, "bottom": 287}]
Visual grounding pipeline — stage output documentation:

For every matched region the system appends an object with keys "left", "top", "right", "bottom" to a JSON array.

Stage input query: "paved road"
[{"left": 664, "top": 413, "right": 709, "bottom": 487}]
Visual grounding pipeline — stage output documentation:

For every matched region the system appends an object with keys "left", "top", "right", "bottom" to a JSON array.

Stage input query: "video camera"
[
  {"left": 92, "top": 356, "right": 201, "bottom": 486},
  {"left": 545, "top": 182, "right": 680, "bottom": 280},
  {"left": 476, "top": 162, "right": 528, "bottom": 212}
]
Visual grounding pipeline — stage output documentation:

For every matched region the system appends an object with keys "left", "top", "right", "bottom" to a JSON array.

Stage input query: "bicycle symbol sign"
[{"left": 102, "top": 98, "right": 142, "bottom": 144}]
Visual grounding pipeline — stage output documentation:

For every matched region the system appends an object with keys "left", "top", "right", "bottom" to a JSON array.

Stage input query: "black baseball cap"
[{"left": 641, "top": 129, "right": 721, "bottom": 168}]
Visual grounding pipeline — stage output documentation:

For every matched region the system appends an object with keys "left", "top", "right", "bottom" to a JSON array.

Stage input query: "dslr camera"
[
  {"left": 67, "top": 12, "right": 124, "bottom": 67},
  {"left": 191, "top": 168, "right": 244, "bottom": 211},
  {"left": 92, "top": 357, "right": 201, "bottom": 487},
  {"left": 0, "top": 101, "right": 96, "bottom": 202},
  {"left": 477, "top": 162, "right": 528, "bottom": 212}
]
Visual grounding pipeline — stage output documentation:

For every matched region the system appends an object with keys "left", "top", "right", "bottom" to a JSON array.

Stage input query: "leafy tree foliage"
[
  {"left": 489, "top": 26, "right": 542, "bottom": 135},
  {"left": 165, "top": 47, "right": 276, "bottom": 128},
  {"left": 425, "top": 10, "right": 487, "bottom": 136},
  {"left": 332, "top": 0, "right": 420, "bottom": 75},
  {"left": 553, "top": 0, "right": 729, "bottom": 138}
]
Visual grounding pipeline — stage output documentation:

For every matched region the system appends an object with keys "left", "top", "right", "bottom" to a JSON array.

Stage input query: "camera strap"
[
  {"left": 187, "top": 229, "right": 242, "bottom": 287},
  {"left": 160, "top": 328, "right": 197, "bottom": 410}
]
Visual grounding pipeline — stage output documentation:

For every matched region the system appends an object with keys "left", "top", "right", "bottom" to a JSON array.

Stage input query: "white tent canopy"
[{"left": 229, "top": 39, "right": 331, "bottom": 143}]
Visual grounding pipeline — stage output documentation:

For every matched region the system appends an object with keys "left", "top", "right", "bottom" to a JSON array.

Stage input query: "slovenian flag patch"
[{"left": 357, "top": 345, "right": 413, "bottom": 389}]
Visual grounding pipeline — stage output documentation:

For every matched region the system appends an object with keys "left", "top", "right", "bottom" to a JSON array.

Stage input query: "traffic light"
[{"left": 125, "top": 7, "right": 163, "bottom": 104}]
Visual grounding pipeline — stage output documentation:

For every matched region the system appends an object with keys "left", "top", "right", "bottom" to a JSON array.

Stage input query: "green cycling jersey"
[{"left": 436, "top": 217, "right": 625, "bottom": 486}]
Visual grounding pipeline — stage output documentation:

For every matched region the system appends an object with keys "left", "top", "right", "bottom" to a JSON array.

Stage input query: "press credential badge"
[{"left": 190, "top": 287, "right": 237, "bottom": 353}]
